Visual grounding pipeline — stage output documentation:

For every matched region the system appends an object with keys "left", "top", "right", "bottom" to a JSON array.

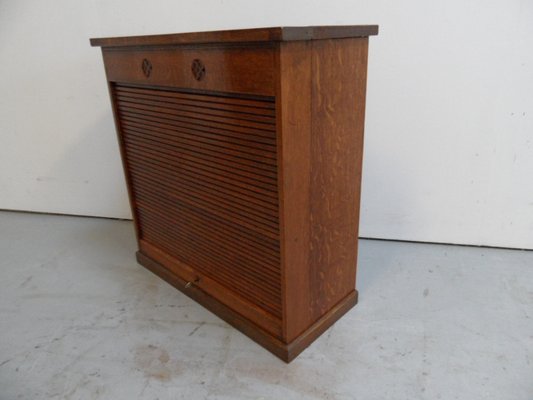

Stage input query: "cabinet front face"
[
  {"left": 110, "top": 80, "right": 282, "bottom": 335},
  {"left": 102, "top": 46, "right": 276, "bottom": 96}
]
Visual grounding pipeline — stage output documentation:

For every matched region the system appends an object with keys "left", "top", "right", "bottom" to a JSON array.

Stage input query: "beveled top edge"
[{"left": 90, "top": 25, "right": 378, "bottom": 47}]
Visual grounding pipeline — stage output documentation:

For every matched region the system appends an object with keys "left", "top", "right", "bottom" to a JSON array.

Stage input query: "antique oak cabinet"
[{"left": 91, "top": 26, "right": 378, "bottom": 362}]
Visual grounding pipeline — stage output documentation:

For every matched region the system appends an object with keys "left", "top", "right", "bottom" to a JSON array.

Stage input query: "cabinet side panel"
[
  {"left": 278, "top": 41, "right": 313, "bottom": 342},
  {"left": 309, "top": 38, "right": 368, "bottom": 319}
]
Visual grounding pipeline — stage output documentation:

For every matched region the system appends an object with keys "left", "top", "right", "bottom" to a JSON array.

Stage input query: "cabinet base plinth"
[{"left": 136, "top": 251, "right": 358, "bottom": 362}]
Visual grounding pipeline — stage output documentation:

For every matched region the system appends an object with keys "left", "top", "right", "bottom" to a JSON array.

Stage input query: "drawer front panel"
[
  {"left": 103, "top": 46, "right": 275, "bottom": 96},
  {"left": 113, "top": 84, "right": 282, "bottom": 323}
]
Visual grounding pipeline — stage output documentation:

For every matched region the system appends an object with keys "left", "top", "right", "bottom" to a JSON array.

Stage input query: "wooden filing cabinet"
[{"left": 91, "top": 25, "right": 378, "bottom": 362}]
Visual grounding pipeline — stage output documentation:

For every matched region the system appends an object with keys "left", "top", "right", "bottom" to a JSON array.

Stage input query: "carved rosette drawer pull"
[
  {"left": 141, "top": 58, "right": 152, "bottom": 77},
  {"left": 191, "top": 59, "right": 206, "bottom": 81}
]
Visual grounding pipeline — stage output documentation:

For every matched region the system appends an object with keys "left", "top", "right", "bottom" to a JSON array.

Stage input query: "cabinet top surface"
[{"left": 90, "top": 25, "right": 378, "bottom": 47}]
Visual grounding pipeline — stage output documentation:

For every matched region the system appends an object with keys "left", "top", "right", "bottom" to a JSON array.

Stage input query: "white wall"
[{"left": 1, "top": 0, "right": 532, "bottom": 249}]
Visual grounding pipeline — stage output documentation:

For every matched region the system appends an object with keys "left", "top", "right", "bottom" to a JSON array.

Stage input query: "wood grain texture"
[
  {"left": 92, "top": 27, "right": 376, "bottom": 362},
  {"left": 104, "top": 69, "right": 143, "bottom": 245},
  {"left": 90, "top": 25, "right": 378, "bottom": 47},
  {"left": 276, "top": 41, "right": 313, "bottom": 342},
  {"left": 285, "top": 290, "right": 358, "bottom": 361},
  {"left": 279, "top": 38, "right": 369, "bottom": 341},
  {"left": 136, "top": 250, "right": 357, "bottom": 362},
  {"left": 139, "top": 241, "right": 281, "bottom": 336},
  {"left": 103, "top": 46, "right": 275, "bottom": 96},
  {"left": 114, "top": 84, "right": 283, "bottom": 320},
  {"left": 308, "top": 38, "right": 368, "bottom": 319},
  {"left": 135, "top": 250, "right": 286, "bottom": 354}
]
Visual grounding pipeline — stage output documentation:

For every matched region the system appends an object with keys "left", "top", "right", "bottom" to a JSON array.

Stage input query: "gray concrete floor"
[{"left": 0, "top": 210, "right": 531, "bottom": 400}]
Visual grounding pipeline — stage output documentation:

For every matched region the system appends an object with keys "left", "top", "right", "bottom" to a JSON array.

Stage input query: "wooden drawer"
[{"left": 102, "top": 45, "right": 275, "bottom": 96}]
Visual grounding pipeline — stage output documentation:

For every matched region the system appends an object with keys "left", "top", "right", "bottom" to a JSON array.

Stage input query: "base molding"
[{"left": 136, "top": 251, "right": 358, "bottom": 362}]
